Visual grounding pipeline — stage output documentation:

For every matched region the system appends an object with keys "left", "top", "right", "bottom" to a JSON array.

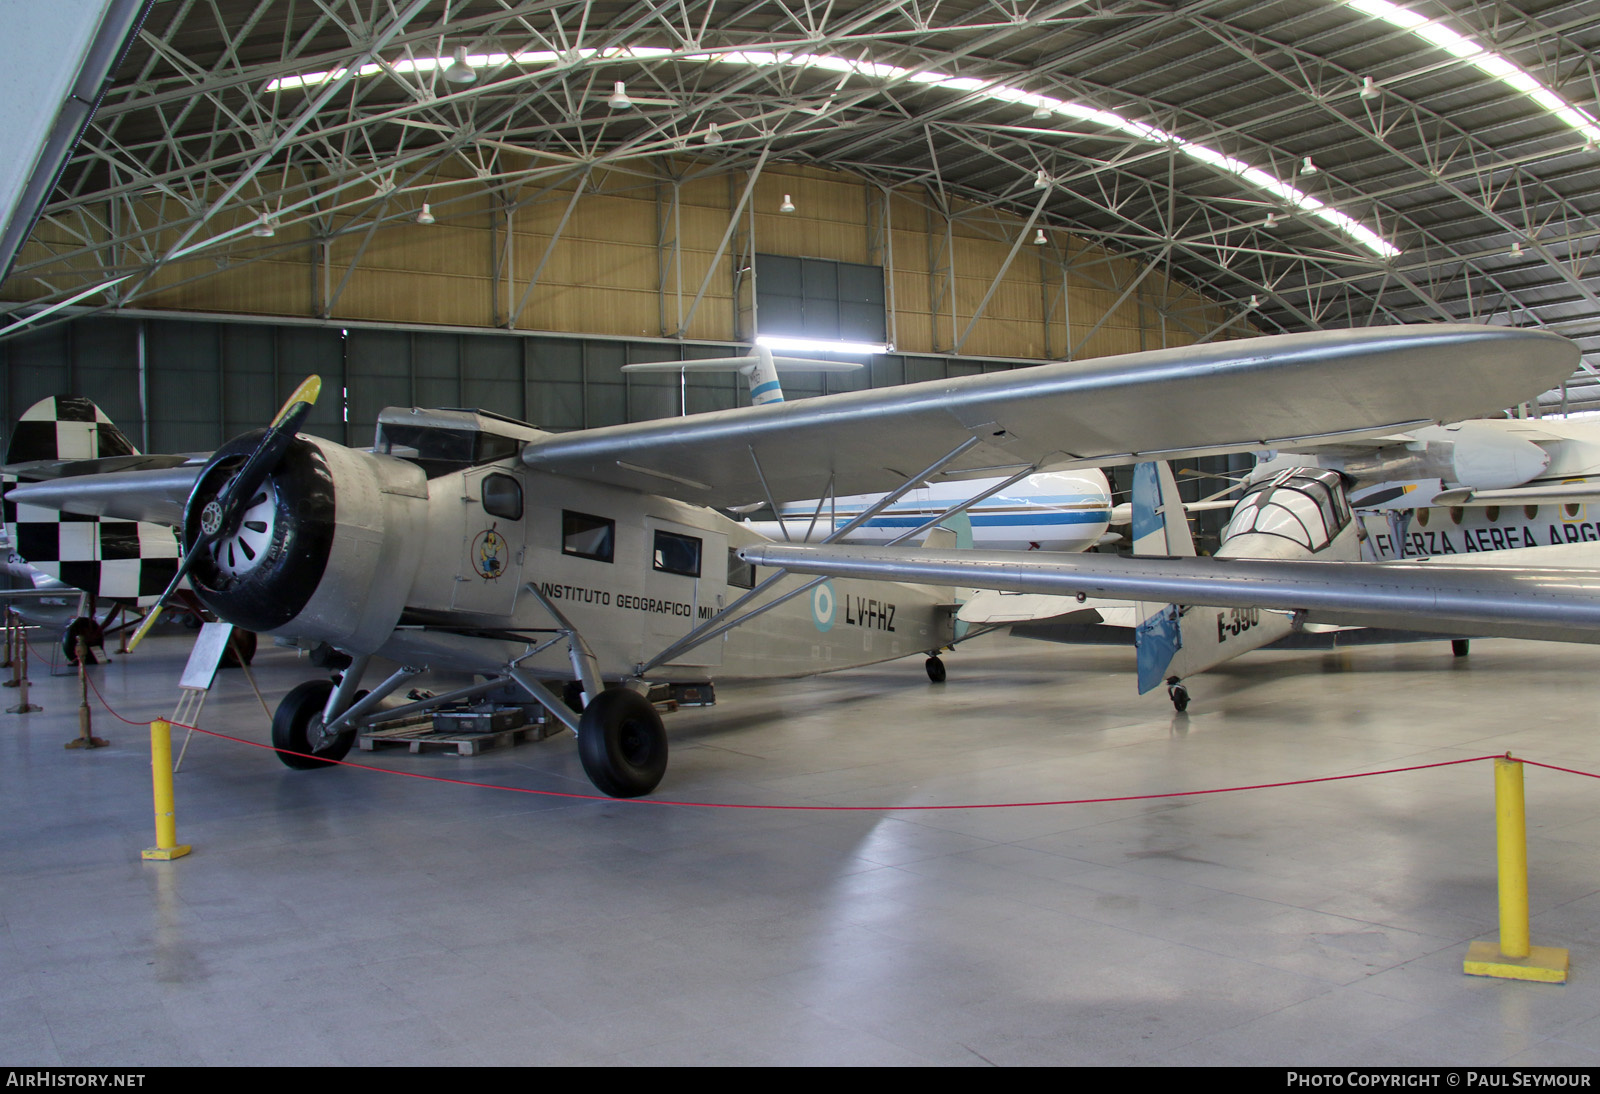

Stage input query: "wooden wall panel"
[{"left": 1, "top": 158, "right": 1253, "bottom": 366}]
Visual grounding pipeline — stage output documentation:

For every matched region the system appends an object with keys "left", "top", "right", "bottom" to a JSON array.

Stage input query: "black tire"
[
  {"left": 1452, "top": 639, "right": 1471, "bottom": 658},
  {"left": 272, "top": 679, "right": 355, "bottom": 769},
  {"left": 1169, "top": 684, "right": 1190, "bottom": 712},
  {"left": 577, "top": 688, "right": 667, "bottom": 798},
  {"left": 925, "top": 655, "right": 947, "bottom": 683},
  {"left": 220, "top": 629, "right": 257, "bottom": 668},
  {"left": 62, "top": 617, "right": 103, "bottom": 666}
]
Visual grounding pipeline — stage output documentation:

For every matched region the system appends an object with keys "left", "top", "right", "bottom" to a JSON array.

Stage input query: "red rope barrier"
[{"left": 82, "top": 671, "right": 1600, "bottom": 810}]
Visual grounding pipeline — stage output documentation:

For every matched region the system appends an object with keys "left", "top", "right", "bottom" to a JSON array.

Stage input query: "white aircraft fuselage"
[
  {"left": 744, "top": 470, "right": 1112, "bottom": 553},
  {"left": 199, "top": 410, "right": 953, "bottom": 686}
]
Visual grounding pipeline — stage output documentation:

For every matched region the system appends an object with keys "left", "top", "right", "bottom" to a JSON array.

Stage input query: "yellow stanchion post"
[
  {"left": 1464, "top": 755, "right": 1567, "bottom": 982},
  {"left": 141, "top": 719, "right": 191, "bottom": 862}
]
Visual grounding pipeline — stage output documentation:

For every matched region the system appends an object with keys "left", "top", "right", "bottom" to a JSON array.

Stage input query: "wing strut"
[
  {"left": 636, "top": 443, "right": 1040, "bottom": 675},
  {"left": 637, "top": 437, "right": 978, "bottom": 673},
  {"left": 747, "top": 445, "right": 791, "bottom": 542}
]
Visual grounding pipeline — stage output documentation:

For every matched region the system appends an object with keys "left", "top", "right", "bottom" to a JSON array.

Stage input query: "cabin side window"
[
  {"left": 652, "top": 530, "right": 702, "bottom": 577},
  {"left": 482, "top": 473, "right": 523, "bottom": 521},
  {"left": 563, "top": 511, "right": 614, "bottom": 563}
]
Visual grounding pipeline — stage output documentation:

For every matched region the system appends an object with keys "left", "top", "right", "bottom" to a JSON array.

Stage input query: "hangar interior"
[{"left": 3, "top": 0, "right": 1600, "bottom": 1068}]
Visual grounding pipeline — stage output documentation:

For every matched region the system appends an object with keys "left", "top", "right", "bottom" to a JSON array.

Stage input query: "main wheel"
[
  {"left": 1168, "top": 683, "right": 1190, "bottom": 712},
  {"left": 925, "top": 655, "right": 947, "bottom": 683},
  {"left": 577, "top": 689, "right": 667, "bottom": 798},
  {"left": 271, "top": 679, "right": 355, "bottom": 769},
  {"left": 1452, "top": 639, "right": 1470, "bottom": 658},
  {"left": 62, "top": 617, "right": 104, "bottom": 665}
]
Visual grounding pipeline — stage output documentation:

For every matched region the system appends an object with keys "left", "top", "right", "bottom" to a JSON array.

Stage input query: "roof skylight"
[
  {"left": 265, "top": 44, "right": 1402, "bottom": 258},
  {"left": 1345, "top": 0, "right": 1600, "bottom": 144}
]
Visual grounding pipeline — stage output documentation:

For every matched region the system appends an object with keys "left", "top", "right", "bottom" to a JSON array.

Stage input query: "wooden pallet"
[{"left": 358, "top": 719, "right": 560, "bottom": 756}]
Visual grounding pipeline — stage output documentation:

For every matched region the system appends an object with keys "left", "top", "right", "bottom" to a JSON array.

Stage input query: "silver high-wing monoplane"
[{"left": 9, "top": 325, "right": 1576, "bottom": 796}]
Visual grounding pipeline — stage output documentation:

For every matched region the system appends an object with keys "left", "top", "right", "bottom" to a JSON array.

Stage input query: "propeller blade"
[{"left": 127, "top": 376, "right": 321, "bottom": 651}]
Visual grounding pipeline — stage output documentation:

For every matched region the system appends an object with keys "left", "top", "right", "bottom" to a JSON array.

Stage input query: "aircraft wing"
[
  {"left": 6, "top": 466, "right": 201, "bottom": 526},
  {"left": 521, "top": 325, "right": 1576, "bottom": 508},
  {"left": 738, "top": 540, "right": 1600, "bottom": 646},
  {"left": 1429, "top": 482, "right": 1600, "bottom": 507}
]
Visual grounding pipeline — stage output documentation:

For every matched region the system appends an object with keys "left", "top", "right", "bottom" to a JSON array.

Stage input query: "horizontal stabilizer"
[{"left": 7, "top": 466, "right": 201, "bottom": 526}]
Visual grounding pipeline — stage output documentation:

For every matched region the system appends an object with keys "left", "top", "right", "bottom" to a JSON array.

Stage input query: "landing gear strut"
[{"left": 577, "top": 689, "right": 667, "bottom": 798}]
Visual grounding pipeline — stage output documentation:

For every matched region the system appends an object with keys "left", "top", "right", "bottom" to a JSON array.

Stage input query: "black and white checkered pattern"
[{"left": 4, "top": 397, "right": 180, "bottom": 605}]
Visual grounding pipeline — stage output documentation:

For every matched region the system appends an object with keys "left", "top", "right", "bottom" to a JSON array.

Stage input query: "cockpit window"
[
  {"left": 1222, "top": 469, "right": 1350, "bottom": 550},
  {"left": 377, "top": 422, "right": 521, "bottom": 477}
]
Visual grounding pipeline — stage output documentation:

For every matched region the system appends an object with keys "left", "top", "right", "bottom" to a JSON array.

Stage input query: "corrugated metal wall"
[{"left": 0, "top": 313, "right": 1073, "bottom": 453}]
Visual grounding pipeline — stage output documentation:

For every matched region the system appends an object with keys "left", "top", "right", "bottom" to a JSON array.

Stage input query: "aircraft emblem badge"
[{"left": 472, "top": 528, "right": 508, "bottom": 580}]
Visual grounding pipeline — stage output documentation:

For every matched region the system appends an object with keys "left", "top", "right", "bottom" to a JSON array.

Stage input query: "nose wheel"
[{"left": 1167, "top": 683, "right": 1189, "bottom": 712}]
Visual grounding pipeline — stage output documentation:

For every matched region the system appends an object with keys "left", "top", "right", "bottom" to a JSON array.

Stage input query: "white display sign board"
[{"left": 179, "top": 622, "right": 234, "bottom": 691}]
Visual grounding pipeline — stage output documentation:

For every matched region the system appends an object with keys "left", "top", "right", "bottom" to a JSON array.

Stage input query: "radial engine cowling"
[{"left": 182, "top": 432, "right": 428, "bottom": 651}]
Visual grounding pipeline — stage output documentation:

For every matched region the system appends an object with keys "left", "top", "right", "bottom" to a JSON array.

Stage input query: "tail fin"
[
  {"left": 6, "top": 395, "right": 139, "bottom": 465},
  {"left": 925, "top": 510, "right": 975, "bottom": 640},
  {"left": 620, "top": 347, "right": 864, "bottom": 411},
  {"left": 1130, "top": 460, "right": 1194, "bottom": 557},
  {"left": 1130, "top": 461, "right": 1192, "bottom": 693},
  {"left": 4, "top": 396, "right": 177, "bottom": 606}
]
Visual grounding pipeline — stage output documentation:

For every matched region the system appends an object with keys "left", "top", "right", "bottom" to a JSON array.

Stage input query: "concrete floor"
[{"left": 3, "top": 626, "right": 1600, "bottom": 1066}]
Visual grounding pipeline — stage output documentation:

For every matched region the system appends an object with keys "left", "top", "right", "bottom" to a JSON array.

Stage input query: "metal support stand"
[
  {"left": 7, "top": 623, "right": 40, "bottom": 714},
  {"left": 170, "top": 687, "right": 207, "bottom": 773},
  {"left": 1463, "top": 756, "right": 1569, "bottom": 983},
  {"left": 67, "top": 635, "right": 107, "bottom": 749},
  {"left": 2, "top": 607, "right": 14, "bottom": 669}
]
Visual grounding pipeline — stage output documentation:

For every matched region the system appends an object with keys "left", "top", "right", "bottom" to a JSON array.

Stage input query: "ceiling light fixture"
[
  {"left": 1300, "top": 157, "right": 1318, "bottom": 176},
  {"left": 703, "top": 122, "right": 723, "bottom": 145},
  {"left": 754, "top": 334, "right": 888, "bottom": 356},
  {"left": 1264, "top": 212, "right": 1282, "bottom": 229},
  {"left": 1247, "top": 294, "right": 1261, "bottom": 309},
  {"left": 416, "top": 203, "right": 435, "bottom": 225},
  {"left": 779, "top": 194, "right": 795, "bottom": 213},
  {"left": 1033, "top": 169, "right": 1049, "bottom": 189},
  {"left": 608, "top": 80, "right": 632, "bottom": 110},
  {"left": 1360, "top": 76, "right": 1380, "bottom": 100},
  {"left": 1032, "top": 104, "right": 1052, "bottom": 120},
  {"left": 1033, "top": 228, "right": 1047, "bottom": 245},
  {"left": 250, "top": 214, "right": 276, "bottom": 238},
  {"left": 1344, "top": 0, "right": 1600, "bottom": 145},
  {"left": 1509, "top": 241, "right": 1525, "bottom": 258},
  {"left": 444, "top": 46, "right": 477, "bottom": 85}
]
